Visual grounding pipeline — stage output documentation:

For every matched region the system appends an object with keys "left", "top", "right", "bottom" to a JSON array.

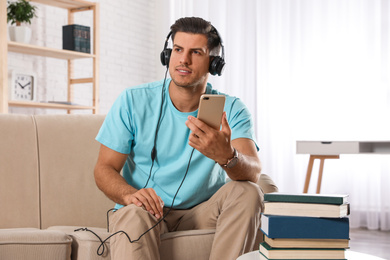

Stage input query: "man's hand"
[
  {"left": 125, "top": 188, "right": 164, "bottom": 219},
  {"left": 185, "top": 112, "right": 234, "bottom": 165},
  {"left": 94, "top": 145, "right": 165, "bottom": 219},
  {"left": 185, "top": 112, "right": 262, "bottom": 183}
]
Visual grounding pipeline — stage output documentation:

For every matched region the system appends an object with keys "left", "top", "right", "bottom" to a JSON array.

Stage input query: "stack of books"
[{"left": 259, "top": 192, "right": 350, "bottom": 260}]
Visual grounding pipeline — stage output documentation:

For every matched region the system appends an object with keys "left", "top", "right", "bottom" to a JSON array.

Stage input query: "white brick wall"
[{"left": 8, "top": 0, "right": 159, "bottom": 114}]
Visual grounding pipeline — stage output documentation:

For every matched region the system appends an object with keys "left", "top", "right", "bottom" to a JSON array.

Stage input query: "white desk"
[
  {"left": 237, "top": 250, "right": 386, "bottom": 260},
  {"left": 296, "top": 141, "right": 390, "bottom": 193}
]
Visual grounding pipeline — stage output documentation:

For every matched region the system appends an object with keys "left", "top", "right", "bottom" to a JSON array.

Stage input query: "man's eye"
[{"left": 174, "top": 48, "right": 182, "bottom": 52}]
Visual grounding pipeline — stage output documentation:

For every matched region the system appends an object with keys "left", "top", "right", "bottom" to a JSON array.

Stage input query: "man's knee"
[
  {"left": 110, "top": 205, "right": 156, "bottom": 233},
  {"left": 225, "top": 180, "right": 263, "bottom": 195},
  {"left": 224, "top": 181, "right": 263, "bottom": 207},
  {"left": 109, "top": 205, "right": 163, "bottom": 259}
]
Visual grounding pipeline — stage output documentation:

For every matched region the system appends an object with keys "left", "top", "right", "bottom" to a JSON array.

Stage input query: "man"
[{"left": 94, "top": 17, "right": 263, "bottom": 260}]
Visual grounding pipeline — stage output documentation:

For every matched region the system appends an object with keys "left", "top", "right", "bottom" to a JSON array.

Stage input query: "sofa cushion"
[
  {"left": 34, "top": 115, "right": 113, "bottom": 229},
  {"left": 0, "top": 115, "right": 40, "bottom": 228},
  {"left": 48, "top": 226, "right": 216, "bottom": 260},
  {"left": 48, "top": 226, "right": 111, "bottom": 260},
  {"left": 0, "top": 228, "right": 72, "bottom": 260}
]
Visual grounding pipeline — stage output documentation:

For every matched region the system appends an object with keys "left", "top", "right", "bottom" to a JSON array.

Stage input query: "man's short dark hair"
[{"left": 170, "top": 17, "right": 221, "bottom": 56}]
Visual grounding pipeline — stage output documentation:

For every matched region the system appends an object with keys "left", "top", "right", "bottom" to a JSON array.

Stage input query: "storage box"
[{"left": 62, "top": 24, "right": 90, "bottom": 53}]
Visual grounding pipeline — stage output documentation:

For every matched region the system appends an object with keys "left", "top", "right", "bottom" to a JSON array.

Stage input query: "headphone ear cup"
[
  {"left": 160, "top": 48, "right": 172, "bottom": 67},
  {"left": 209, "top": 56, "right": 225, "bottom": 76}
]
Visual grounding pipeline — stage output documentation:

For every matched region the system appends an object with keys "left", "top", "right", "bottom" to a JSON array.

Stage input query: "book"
[
  {"left": 259, "top": 251, "right": 346, "bottom": 260},
  {"left": 264, "top": 235, "right": 350, "bottom": 249},
  {"left": 259, "top": 242, "right": 345, "bottom": 259},
  {"left": 261, "top": 214, "right": 350, "bottom": 239},
  {"left": 263, "top": 202, "right": 350, "bottom": 218},
  {"left": 264, "top": 193, "right": 349, "bottom": 205},
  {"left": 46, "top": 101, "right": 82, "bottom": 106},
  {"left": 63, "top": 24, "right": 91, "bottom": 54}
]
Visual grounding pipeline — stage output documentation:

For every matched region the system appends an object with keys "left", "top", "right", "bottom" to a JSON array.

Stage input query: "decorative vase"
[{"left": 9, "top": 26, "right": 32, "bottom": 44}]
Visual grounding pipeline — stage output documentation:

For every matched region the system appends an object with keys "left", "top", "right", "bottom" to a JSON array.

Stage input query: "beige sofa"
[{"left": 0, "top": 114, "right": 278, "bottom": 260}]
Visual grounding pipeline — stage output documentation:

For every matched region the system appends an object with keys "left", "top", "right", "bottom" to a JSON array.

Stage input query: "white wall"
[{"left": 8, "top": 0, "right": 160, "bottom": 114}]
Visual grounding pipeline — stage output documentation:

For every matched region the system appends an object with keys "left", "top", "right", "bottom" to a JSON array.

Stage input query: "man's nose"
[{"left": 180, "top": 51, "right": 191, "bottom": 65}]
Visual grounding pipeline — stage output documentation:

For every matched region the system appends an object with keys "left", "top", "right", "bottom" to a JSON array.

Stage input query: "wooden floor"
[{"left": 349, "top": 228, "right": 390, "bottom": 259}]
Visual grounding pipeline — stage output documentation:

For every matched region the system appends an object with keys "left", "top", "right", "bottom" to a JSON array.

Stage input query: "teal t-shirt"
[{"left": 96, "top": 79, "right": 258, "bottom": 209}]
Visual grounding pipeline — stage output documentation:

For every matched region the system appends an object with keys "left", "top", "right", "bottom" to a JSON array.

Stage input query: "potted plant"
[{"left": 7, "top": 0, "right": 37, "bottom": 43}]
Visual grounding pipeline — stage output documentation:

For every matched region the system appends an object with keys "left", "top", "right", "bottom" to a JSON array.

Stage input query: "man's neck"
[{"left": 169, "top": 81, "right": 207, "bottom": 112}]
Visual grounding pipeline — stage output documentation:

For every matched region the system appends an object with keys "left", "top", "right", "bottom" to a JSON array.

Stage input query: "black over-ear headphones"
[
  {"left": 160, "top": 31, "right": 173, "bottom": 68},
  {"left": 160, "top": 26, "right": 226, "bottom": 76}
]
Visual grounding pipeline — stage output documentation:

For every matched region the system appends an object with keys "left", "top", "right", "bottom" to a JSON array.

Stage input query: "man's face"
[{"left": 169, "top": 32, "right": 210, "bottom": 89}]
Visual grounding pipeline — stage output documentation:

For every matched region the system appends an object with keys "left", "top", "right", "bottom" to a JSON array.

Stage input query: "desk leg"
[
  {"left": 317, "top": 158, "right": 325, "bottom": 193},
  {"left": 303, "top": 155, "right": 315, "bottom": 193},
  {"left": 303, "top": 155, "right": 340, "bottom": 194}
]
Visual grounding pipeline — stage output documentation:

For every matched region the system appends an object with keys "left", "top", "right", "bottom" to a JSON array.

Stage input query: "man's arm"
[
  {"left": 225, "top": 137, "right": 261, "bottom": 182},
  {"left": 94, "top": 145, "right": 164, "bottom": 219},
  {"left": 185, "top": 112, "right": 261, "bottom": 183}
]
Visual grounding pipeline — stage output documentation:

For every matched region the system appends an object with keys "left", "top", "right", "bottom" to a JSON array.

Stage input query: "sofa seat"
[
  {"left": 0, "top": 228, "right": 72, "bottom": 260},
  {"left": 47, "top": 172, "right": 278, "bottom": 260}
]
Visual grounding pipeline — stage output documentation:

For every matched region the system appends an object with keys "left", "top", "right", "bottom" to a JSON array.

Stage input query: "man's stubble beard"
[{"left": 170, "top": 73, "right": 208, "bottom": 92}]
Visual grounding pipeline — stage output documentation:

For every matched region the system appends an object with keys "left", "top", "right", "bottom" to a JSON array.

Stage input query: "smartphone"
[{"left": 197, "top": 94, "right": 226, "bottom": 130}]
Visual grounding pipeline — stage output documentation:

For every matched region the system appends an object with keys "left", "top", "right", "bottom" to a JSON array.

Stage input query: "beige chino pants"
[{"left": 109, "top": 180, "right": 264, "bottom": 260}]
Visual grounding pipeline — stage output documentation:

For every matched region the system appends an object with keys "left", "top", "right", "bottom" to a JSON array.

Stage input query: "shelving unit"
[{"left": 0, "top": 0, "right": 99, "bottom": 113}]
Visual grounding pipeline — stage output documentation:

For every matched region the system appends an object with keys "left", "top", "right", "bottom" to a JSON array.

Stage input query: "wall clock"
[{"left": 9, "top": 70, "right": 37, "bottom": 102}]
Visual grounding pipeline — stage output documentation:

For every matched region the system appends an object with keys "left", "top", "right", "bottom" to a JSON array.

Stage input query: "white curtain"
[{"left": 163, "top": 0, "right": 390, "bottom": 230}]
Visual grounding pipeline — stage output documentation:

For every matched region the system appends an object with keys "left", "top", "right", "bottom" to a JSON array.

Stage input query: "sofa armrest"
[{"left": 0, "top": 228, "right": 72, "bottom": 260}]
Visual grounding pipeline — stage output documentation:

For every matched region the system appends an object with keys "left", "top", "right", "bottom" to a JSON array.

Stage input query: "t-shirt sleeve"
[
  {"left": 96, "top": 90, "right": 134, "bottom": 154},
  {"left": 227, "top": 98, "right": 259, "bottom": 151}
]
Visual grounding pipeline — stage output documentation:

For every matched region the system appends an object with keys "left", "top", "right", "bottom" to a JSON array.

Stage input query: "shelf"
[
  {"left": 0, "top": 0, "right": 99, "bottom": 114},
  {"left": 9, "top": 101, "right": 95, "bottom": 110},
  {"left": 8, "top": 41, "right": 94, "bottom": 60},
  {"left": 29, "top": 0, "right": 95, "bottom": 10}
]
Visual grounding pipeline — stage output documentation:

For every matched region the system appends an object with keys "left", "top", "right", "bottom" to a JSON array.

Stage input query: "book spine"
[
  {"left": 74, "top": 26, "right": 82, "bottom": 52},
  {"left": 263, "top": 202, "right": 350, "bottom": 218},
  {"left": 261, "top": 215, "right": 350, "bottom": 239},
  {"left": 264, "top": 193, "right": 347, "bottom": 205},
  {"left": 85, "top": 27, "right": 90, "bottom": 53}
]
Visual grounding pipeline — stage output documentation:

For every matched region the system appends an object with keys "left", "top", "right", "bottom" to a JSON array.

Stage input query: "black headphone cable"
[
  {"left": 75, "top": 67, "right": 196, "bottom": 256},
  {"left": 144, "top": 66, "right": 169, "bottom": 188}
]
